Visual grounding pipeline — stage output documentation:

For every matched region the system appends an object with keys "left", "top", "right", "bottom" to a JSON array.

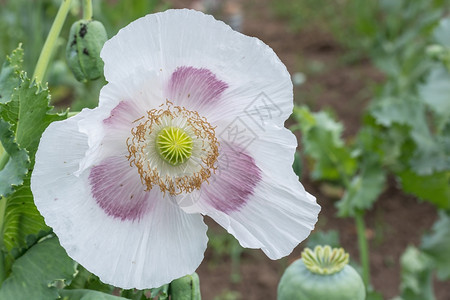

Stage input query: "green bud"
[
  {"left": 66, "top": 19, "right": 107, "bottom": 82},
  {"left": 170, "top": 273, "right": 201, "bottom": 300},
  {"left": 277, "top": 246, "right": 365, "bottom": 300}
]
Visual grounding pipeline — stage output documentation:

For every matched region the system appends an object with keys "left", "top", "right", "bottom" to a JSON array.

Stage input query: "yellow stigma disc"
[{"left": 156, "top": 127, "right": 193, "bottom": 166}]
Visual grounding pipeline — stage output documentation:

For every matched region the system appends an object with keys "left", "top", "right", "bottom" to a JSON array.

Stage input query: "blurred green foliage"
[
  {"left": 0, "top": 0, "right": 169, "bottom": 110},
  {"left": 286, "top": 0, "right": 450, "bottom": 298}
]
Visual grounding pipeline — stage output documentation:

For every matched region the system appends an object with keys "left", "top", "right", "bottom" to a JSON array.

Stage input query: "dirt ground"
[{"left": 168, "top": 1, "right": 449, "bottom": 299}]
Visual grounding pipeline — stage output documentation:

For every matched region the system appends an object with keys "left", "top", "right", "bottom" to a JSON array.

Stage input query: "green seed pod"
[
  {"left": 66, "top": 19, "right": 107, "bottom": 82},
  {"left": 278, "top": 246, "right": 365, "bottom": 300},
  {"left": 170, "top": 273, "right": 201, "bottom": 300}
]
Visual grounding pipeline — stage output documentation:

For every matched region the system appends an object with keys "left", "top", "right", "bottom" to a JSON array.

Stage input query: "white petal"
[
  {"left": 182, "top": 138, "right": 320, "bottom": 259},
  {"left": 77, "top": 68, "right": 164, "bottom": 173},
  {"left": 101, "top": 9, "right": 292, "bottom": 126},
  {"left": 31, "top": 112, "right": 208, "bottom": 289}
]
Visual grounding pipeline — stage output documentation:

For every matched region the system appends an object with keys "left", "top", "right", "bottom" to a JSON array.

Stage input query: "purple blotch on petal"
[
  {"left": 89, "top": 156, "right": 152, "bottom": 221},
  {"left": 202, "top": 144, "right": 261, "bottom": 213},
  {"left": 103, "top": 101, "right": 135, "bottom": 127},
  {"left": 167, "top": 66, "right": 228, "bottom": 107}
]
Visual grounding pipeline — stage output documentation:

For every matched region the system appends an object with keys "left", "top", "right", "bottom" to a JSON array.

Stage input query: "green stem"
[
  {"left": 0, "top": 197, "right": 7, "bottom": 285},
  {"left": 355, "top": 211, "right": 370, "bottom": 288},
  {"left": 0, "top": 153, "right": 9, "bottom": 172},
  {"left": 0, "top": 196, "right": 7, "bottom": 245},
  {"left": 0, "top": 251, "right": 5, "bottom": 286},
  {"left": 83, "top": 0, "right": 93, "bottom": 19},
  {"left": 32, "top": 0, "right": 73, "bottom": 84},
  {"left": 335, "top": 164, "right": 370, "bottom": 288}
]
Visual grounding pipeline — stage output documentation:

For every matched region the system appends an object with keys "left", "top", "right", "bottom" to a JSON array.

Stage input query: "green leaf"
[
  {"left": 361, "top": 116, "right": 411, "bottom": 170},
  {"left": 292, "top": 151, "right": 303, "bottom": 179},
  {"left": 0, "top": 45, "right": 23, "bottom": 104},
  {"left": 409, "top": 124, "right": 450, "bottom": 175},
  {"left": 66, "top": 265, "right": 114, "bottom": 294},
  {"left": 293, "top": 106, "right": 356, "bottom": 182},
  {"left": 421, "top": 211, "right": 450, "bottom": 280},
  {"left": 0, "top": 120, "right": 30, "bottom": 198},
  {"left": 337, "top": 163, "right": 386, "bottom": 217},
  {"left": 0, "top": 237, "right": 76, "bottom": 300},
  {"left": 150, "top": 284, "right": 169, "bottom": 299},
  {"left": 2, "top": 175, "right": 50, "bottom": 254},
  {"left": 169, "top": 273, "right": 200, "bottom": 300},
  {"left": 120, "top": 288, "right": 151, "bottom": 300},
  {"left": 433, "top": 17, "right": 450, "bottom": 47},
  {"left": 366, "top": 290, "right": 383, "bottom": 300},
  {"left": 59, "top": 290, "right": 128, "bottom": 300},
  {"left": 370, "top": 96, "right": 423, "bottom": 127},
  {"left": 397, "top": 246, "right": 435, "bottom": 300},
  {"left": 0, "top": 73, "right": 67, "bottom": 164},
  {"left": 419, "top": 67, "right": 450, "bottom": 118},
  {"left": 398, "top": 170, "right": 450, "bottom": 209}
]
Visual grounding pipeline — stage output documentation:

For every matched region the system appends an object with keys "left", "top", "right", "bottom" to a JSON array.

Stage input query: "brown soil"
[{"left": 169, "top": 1, "right": 449, "bottom": 299}]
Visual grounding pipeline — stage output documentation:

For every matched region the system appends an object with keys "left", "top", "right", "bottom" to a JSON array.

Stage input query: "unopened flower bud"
[
  {"left": 66, "top": 19, "right": 107, "bottom": 82},
  {"left": 170, "top": 273, "right": 201, "bottom": 300},
  {"left": 278, "top": 245, "right": 365, "bottom": 300}
]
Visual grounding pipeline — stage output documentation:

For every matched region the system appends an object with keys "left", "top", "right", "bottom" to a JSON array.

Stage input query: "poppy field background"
[{"left": 0, "top": 0, "right": 449, "bottom": 299}]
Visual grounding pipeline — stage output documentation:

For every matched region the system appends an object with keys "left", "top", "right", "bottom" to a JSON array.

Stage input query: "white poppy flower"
[{"left": 31, "top": 9, "right": 320, "bottom": 289}]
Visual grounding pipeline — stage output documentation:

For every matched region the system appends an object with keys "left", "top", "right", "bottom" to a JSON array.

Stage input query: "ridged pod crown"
[{"left": 301, "top": 245, "right": 349, "bottom": 275}]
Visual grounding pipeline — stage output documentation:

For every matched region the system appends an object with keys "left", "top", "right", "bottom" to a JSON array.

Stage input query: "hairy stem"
[
  {"left": 33, "top": 0, "right": 73, "bottom": 84},
  {"left": 83, "top": 0, "right": 93, "bottom": 19}
]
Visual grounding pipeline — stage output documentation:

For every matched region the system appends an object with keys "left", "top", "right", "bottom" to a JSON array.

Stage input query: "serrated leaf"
[
  {"left": 0, "top": 45, "right": 23, "bottom": 104},
  {"left": 419, "top": 67, "right": 450, "bottom": 118},
  {"left": 421, "top": 211, "right": 450, "bottom": 280},
  {"left": 409, "top": 124, "right": 450, "bottom": 175},
  {"left": 59, "top": 290, "right": 128, "bottom": 300},
  {"left": 293, "top": 106, "right": 356, "bottom": 182},
  {"left": 0, "top": 119, "right": 30, "bottom": 198},
  {"left": 0, "top": 237, "right": 76, "bottom": 300},
  {"left": 337, "top": 163, "right": 386, "bottom": 217},
  {"left": 2, "top": 176, "right": 50, "bottom": 253},
  {"left": 398, "top": 170, "right": 450, "bottom": 209},
  {"left": 397, "top": 246, "right": 435, "bottom": 300},
  {"left": 0, "top": 74, "right": 67, "bottom": 164},
  {"left": 370, "top": 96, "right": 424, "bottom": 127}
]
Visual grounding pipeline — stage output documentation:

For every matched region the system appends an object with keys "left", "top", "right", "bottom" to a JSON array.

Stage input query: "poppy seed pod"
[
  {"left": 66, "top": 19, "right": 107, "bottom": 82},
  {"left": 278, "top": 246, "right": 365, "bottom": 300}
]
